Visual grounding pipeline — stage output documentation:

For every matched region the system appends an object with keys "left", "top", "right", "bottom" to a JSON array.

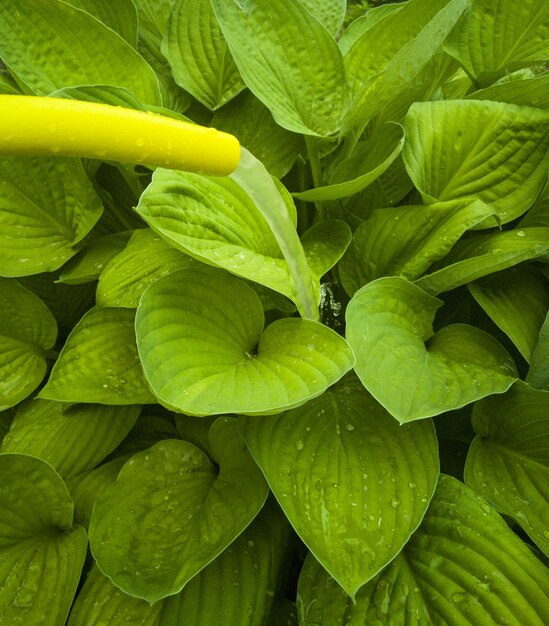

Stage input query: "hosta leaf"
[
  {"left": 96, "top": 229, "right": 196, "bottom": 309},
  {"left": 159, "top": 500, "right": 293, "bottom": 625},
  {"left": 416, "top": 227, "right": 549, "bottom": 296},
  {"left": 136, "top": 267, "right": 354, "bottom": 416},
  {"left": 40, "top": 308, "right": 155, "bottom": 405},
  {"left": 211, "top": 0, "right": 346, "bottom": 136},
  {"left": 0, "top": 454, "right": 88, "bottom": 626},
  {"left": 212, "top": 91, "right": 302, "bottom": 179},
  {"left": 465, "top": 382, "right": 549, "bottom": 556},
  {"left": 162, "top": 0, "right": 244, "bottom": 110},
  {"left": 51, "top": 84, "right": 147, "bottom": 110},
  {"left": 136, "top": 150, "right": 318, "bottom": 319},
  {"left": 0, "top": 278, "right": 57, "bottom": 410},
  {"left": 1, "top": 399, "right": 139, "bottom": 479},
  {"left": 239, "top": 376, "right": 439, "bottom": 598},
  {"left": 346, "top": 277, "right": 517, "bottom": 423},
  {"left": 444, "top": 0, "right": 549, "bottom": 87},
  {"left": 297, "top": 475, "right": 549, "bottom": 625},
  {"left": 57, "top": 232, "right": 131, "bottom": 285},
  {"left": 527, "top": 311, "right": 549, "bottom": 390},
  {"left": 90, "top": 418, "right": 269, "bottom": 602},
  {"left": 339, "top": 199, "right": 494, "bottom": 297},
  {"left": 345, "top": 0, "right": 468, "bottom": 131},
  {"left": 298, "top": 0, "right": 346, "bottom": 36},
  {"left": 403, "top": 100, "right": 549, "bottom": 226},
  {"left": 64, "top": 0, "right": 138, "bottom": 47},
  {"left": 339, "top": 3, "right": 405, "bottom": 56},
  {"left": 468, "top": 266, "right": 549, "bottom": 362},
  {"left": 294, "top": 122, "right": 404, "bottom": 202},
  {"left": 300, "top": 220, "right": 351, "bottom": 279},
  {"left": 0, "top": 156, "right": 103, "bottom": 277},
  {"left": 0, "top": 0, "right": 161, "bottom": 105},
  {"left": 466, "top": 74, "right": 549, "bottom": 109},
  {"left": 68, "top": 564, "right": 162, "bottom": 626}
]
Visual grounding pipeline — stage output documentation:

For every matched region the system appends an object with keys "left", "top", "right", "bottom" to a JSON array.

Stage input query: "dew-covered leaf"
[
  {"left": 339, "top": 199, "right": 494, "bottom": 297},
  {"left": 403, "top": 100, "right": 549, "bottom": 226},
  {"left": 297, "top": 475, "right": 549, "bottom": 625},
  {"left": 346, "top": 277, "right": 518, "bottom": 423},
  {"left": 444, "top": 0, "right": 549, "bottom": 87},
  {"left": 1, "top": 399, "right": 139, "bottom": 478},
  {"left": 90, "top": 418, "right": 269, "bottom": 602},
  {"left": 0, "top": 454, "right": 88, "bottom": 626},
  {"left": 468, "top": 266, "right": 549, "bottom": 362},
  {"left": 136, "top": 267, "right": 354, "bottom": 416},
  {"left": 0, "top": 0, "right": 161, "bottom": 105},
  {"left": 465, "top": 381, "right": 549, "bottom": 556},
  {"left": 0, "top": 278, "right": 57, "bottom": 410},
  {"left": 211, "top": 0, "right": 347, "bottom": 136},
  {"left": 162, "top": 0, "right": 244, "bottom": 110},
  {"left": 39, "top": 308, "right": 156, "bottom": 405},
  {"left": 240, "top": 376, "right": 439, "bottom": 598},
  {"left": 0, "top": 156, "right": 103, "bottom": 277}
]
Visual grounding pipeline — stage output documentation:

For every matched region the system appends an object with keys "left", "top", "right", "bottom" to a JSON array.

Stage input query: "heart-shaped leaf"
[
  {"left": 40, "top": 307, "right": 155, "bottom": 405},
  {"left": 297, "top": 475, "right": 549, "bottom": 625},
  {"left": 0, "top": 454, "right": 88, "bottom": 625},
  {"left": 339, "top": 199, "right": 494, "bottom": 297},
  {"left": 89, "top": 417, "right": 269, "bottom": 602},
  {"left": 211, "top": 0, "right": 347, "bottom": 136},
  {"left": 1, "top": 399, "right": 139, "bottom": 479},
  {"left": 416, "top": 227, "right": 549, "bottom": 295},
  {"left": 162, "top": 0, "right": 244, "bottom": 110},
  {"left": 444, "top": 0, "right": 549, "bottom": 87},
  {"left": 136, "top": 267, "right": 354, "bottom": 416},
  {"left": 240, "top": 376, "right": 439, "bottom": 598},
  {"left": 0, "top": 0, "right": 161, "bottom": 104},
  {"left": 0, "top": 156, "right": 103, "bottom": 278},
  {"left": 403, "top": 100, "right": 549, "bottom": 226},
  {"left": 346, "top": 277, "right": 518, "bottom": 423},
  {"left": 0, "top": 278, "right": 57, "bottom": 410},
  {"left": 465, "top": 381, "right": 549, "bottom": 556},
  {"left": 468, "top": 266, "right": 549, "bottom": 362}
]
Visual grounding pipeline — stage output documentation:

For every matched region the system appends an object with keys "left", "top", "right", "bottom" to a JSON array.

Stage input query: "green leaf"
[
  {"left": 64, "top": 0, "right": 138, "bottom": 47},
  {"left": 96, "top": 229, "right": 196, "bottom": 309},
  {"left": 297, "top": 475, "right": 549, "bottom": 625},
  {"left": 468, "top": 266, "right": 549, "bottom": 362},
  {"left": 346, "top": 277, "right": 518, "bottom": 423},
  {"left": 527, "top": 311, "right": 549, "bottom": 390},
  {"left": 0, "top": 156, "right": 103, "bottom": 277},
  {"left": 50, "top": 84, "right": 148, "bottom": 110},
  {"left": 90, "top": 418, "right": 269, "bottom": 602},
  {"left": 68, "top": 564, "right": 163, "bottom": 626},
  {"left": 339, "top": 199, "right": 494, "bottom": 297},
  {"left": 466, "top": 74, "right": 549, "bottom": 109},
  {"left": 416, "top": 227, "right": 549, "bottom": 295},
  {"left": 465, "top": 381, "right": 549, "bottom": 557},
  {"left": 212, "top": 91, "right": 302, "bottom": 179},
  {"left": 444, "top": 0, "right": 549, "bottom": 87},
  {"left": 0, "top": 0, "right": 161, "bottom": 105},
  {"left": 136, "top": 267, "right": 354, "bottom": 416},
  {"left": 57, "top": 232, "right": 131, "bottom": 285},
  {"left": 345, "top": 0, "right": 468, "bottom": 131},
  {"left": 298, "top": 0, "right": 346, "bottom": 36},
  {"left": 162, "top": 0, "right": 244, "bottom": 110},
  {"left": 339, "top": 4, "right": 405, "bottom": 56},
  {"left": 136, "top": 149, "right": 319, "bottom": 319},
  {"left": 403, "top": 100, "right": 549, "bottom": 226},
  {"left": 159, "top": 499, "right": 293, "bottom": 625},
  {"left": 1, "top": 399, "right": 139, "bottom": 478},
  {"left": 0, "top": 278, "right": 57, "bottom": 410},
  {"left": 240, "top": 376, "right": 439, "bottom": 598},
  {"left": 294, "top": 123, "right": 404, "bottom": 202},
  {"left": 0, "top": 454, "right": 88, "bottom": 626},
  {"left": 39, "top": 308, "right": 156, "bottom": 405},
  {"left": 211, "top": 0, "right": 347, "bottom": 136},
  {"left": 300, "top": 220, "right": 352, "bottom": 280}
]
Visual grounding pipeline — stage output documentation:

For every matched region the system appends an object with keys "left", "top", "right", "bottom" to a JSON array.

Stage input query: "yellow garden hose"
[{"left": 0, "top": 95, "right": 240, "bottom": 175}]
